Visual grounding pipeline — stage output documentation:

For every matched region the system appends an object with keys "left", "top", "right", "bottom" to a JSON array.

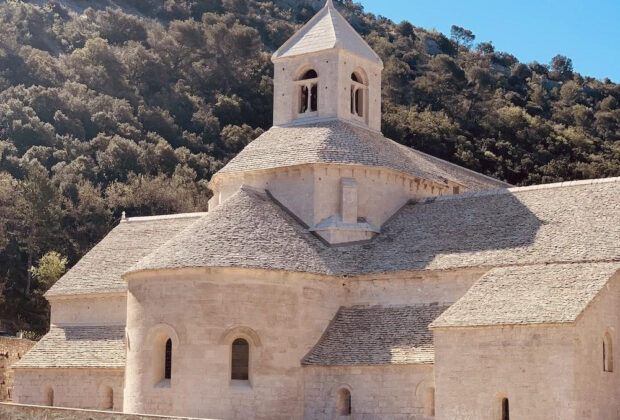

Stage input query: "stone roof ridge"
[
  {"left": 120, "top": 211, "right": 208, "bottom": 224},
  {"left": 272, "top": 0, "right": 382, "bottom": 64},
  {"left": 413, "top": 176, "right": 620, "bottom": 205}
]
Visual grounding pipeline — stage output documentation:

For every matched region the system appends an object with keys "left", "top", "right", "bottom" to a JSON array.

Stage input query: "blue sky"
[{"left": 359, "top": 0, "right": 620, "bottom": 82}]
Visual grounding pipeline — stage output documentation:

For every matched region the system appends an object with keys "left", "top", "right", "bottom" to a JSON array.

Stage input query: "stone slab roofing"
[
  {"left": 216, "top": 120, "right": 509, "bottom": 192},
  {"left": 272, "top": 0, "right": 382, "bottom": 64},
  {"left": 303, "top": 304, "right": 449, "bottom": 365},
  {"left": 431, "top": 262, "right": 620, "bottom": 328},
  {"left": 13, "top": 325, "right": 125, "bottom": 369},
  {"left": 46, "top": 213, "right": 204, "bottom": 297},
  {"left": 129, "top": 178, "right": 620, "bottom": 277}
]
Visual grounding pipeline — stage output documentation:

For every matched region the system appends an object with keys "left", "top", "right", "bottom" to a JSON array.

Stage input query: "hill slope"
[{"left": 0, "top": 0, "right": 618, "bottom": 333}]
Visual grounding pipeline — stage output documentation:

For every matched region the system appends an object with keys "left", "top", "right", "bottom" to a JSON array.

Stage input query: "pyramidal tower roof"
[{"left": 272, "top": 0, "right": 382, "bottom": 65}]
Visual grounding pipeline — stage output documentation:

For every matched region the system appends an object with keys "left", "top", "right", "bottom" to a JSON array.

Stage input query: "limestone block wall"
[
  {"left": 347, "top": 268, "right": 486, "bottom": 308},
  {"left": 212, "top": 166, "right": 315, "bottom": 224},
  {"left": 212, "top": 163, "right": 452, "bottom": 232},
  {"left": 0, "top": 337, "right": 35, "bottom": 401},
  {"left": 0, "top": 402, "right": 211, "bottom": 420},
  {"left": 433, "top": 324, "right": 578, "bottom": 420},
  {"left": 572, "top": 272, "right": 620, "bottom": 419},
  {"left": 335, "top": 50, "right": 382, "bottom": 131},
  {"left": 123, "top": 268, "right": 347, "bottom": 420},
  {"left": 272, "top": 50, "right": 382, "bottom": 131},
  {"left": 273, "top": 50, "right": 341, "bottom": 126},
  {"left": 13, "top": 368, "right": 124, "bottom": 411},
  {"left": 49, "top": 294, "right": 127, "bottom": 325},
  {"left": 311, "top": 164, "right": 449, "bottom": 229},
  {"left": 303, "top": 365, "right": 435, "bottom": 420}
]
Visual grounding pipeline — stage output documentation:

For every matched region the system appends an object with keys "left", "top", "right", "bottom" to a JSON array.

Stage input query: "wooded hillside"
[{"left": 0, "top": 0, "right": 618, "bottom": 334}]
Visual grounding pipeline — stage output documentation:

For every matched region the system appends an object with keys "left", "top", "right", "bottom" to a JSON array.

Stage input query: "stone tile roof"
[
  {"left": 216, "top": 121, "right": 509, "bottom": 192},
  {"left": 302, "top": 304, "right": 449, "bottom": 365},
  {"left": 431, "top": 262, "right": 620, "bottom": 328},
  {"left": 131, "top": 187, "right": 333, "bottom": 274},
  {"left": 272, "top": 0, "right": 382, "bottom": 64},
  {"left": 46, "top": 213, "right": 204, "bottom": 297},
  {"left": 13, "top": 325, "right": 125, "bottom": 369},
  {"left": 130, "top": 178, "right": 620, "bottom": 277}
]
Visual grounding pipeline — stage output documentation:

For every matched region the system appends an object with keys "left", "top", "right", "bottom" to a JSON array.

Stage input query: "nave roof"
[{"left": 130, "top": 177, "right": 620, "bottom": 277}]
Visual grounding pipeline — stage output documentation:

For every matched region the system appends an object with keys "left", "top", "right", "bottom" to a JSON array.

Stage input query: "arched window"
[
  {"left": 231, "top": 338, "right": 249, "bottom": 381},
  {"left": 336, "top": 388, "right": 351, "bottom": 416},
  {"left": 164, "top": 338, "right": 172, "bottom": 380},
  {"left": 102, "top": 386, "right": 113, "bottom": 410},
  {"left": 350, "top": 71, "right": 366, "bottom": 118},
  {"left": 424, "top": 387, "right": 435, "bottom": 416},
  {"left": 501, "top": 397, "right": 509, "bottom": 420},
  {"left": 604, "top": 332, "right": 613, "bottom": 372},
  {"left": 45, "top": 386, "right": 54, "bottom": 407},
  {"left": 298, "top": 69, "right": 319, "bottom": 115}
]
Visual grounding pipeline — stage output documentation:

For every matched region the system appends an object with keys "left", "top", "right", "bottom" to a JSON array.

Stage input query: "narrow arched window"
[
  {"left": 501, "top": 397, "right": 509, "bottom": 420},
  {"left": 604, "top": 332, "right": 613, "bottom": 372},
  {"left": 102, "top": 386, "right": 113, "bottom": 410},
  {"left": 45, "top": 386, "right": 54, "bottom": 407},
  {"left": 231, "top": 338, "right": 249, "bottom": 380},
  {"left": 337, "top": 388, "right": 351, "bottom": 416},
  {"left": 298, "top": 69, "right": 319, "bottom": 114},
  {"left": 424, "top": 387, "right": 435, "bottom": 416},
  {"left": 164, "top": 338, "right": 172, "bottom": 380},
  {"left": 350, "top": 72, "right": 366, "bottom": 118}
]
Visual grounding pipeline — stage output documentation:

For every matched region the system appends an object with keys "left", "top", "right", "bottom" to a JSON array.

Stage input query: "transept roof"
[
  {"left": 303, "top": 304, "right": 449, "bottom": 366},
  {"left": 128, "top": 177, "right": 620, "bottom": 277}
]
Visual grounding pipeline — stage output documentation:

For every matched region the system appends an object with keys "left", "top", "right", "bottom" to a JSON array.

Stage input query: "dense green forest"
[{"left": 0, "top": 0, "right": 618, "bottom": 335}]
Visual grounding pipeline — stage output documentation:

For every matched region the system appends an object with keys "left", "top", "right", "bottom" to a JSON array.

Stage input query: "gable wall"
[
  {"left": 572, "top": 271, "right": 620, "bottom": 419},
  {"left": 347, "top": 268, "right": 486, "bottom": 307},
  {"left": 433, "top": 324, "right": 578, "bottom": 419},
  {"left": 49, "top": 294, "right": 127, "bottom": 325}
]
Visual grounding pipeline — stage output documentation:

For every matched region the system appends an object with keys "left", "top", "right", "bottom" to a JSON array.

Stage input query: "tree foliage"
[{"left": 0, "top": 0, "right": 618, "bottom": 334}]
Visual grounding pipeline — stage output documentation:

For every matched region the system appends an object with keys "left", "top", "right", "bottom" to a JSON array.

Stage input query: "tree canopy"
[{"left": 0, "top": 0, "right": 618, "bottom": 335}]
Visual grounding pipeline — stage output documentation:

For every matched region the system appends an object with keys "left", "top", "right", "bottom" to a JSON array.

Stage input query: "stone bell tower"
[{"left": 271, "top": 0, "right": 384, "bottom": 132}]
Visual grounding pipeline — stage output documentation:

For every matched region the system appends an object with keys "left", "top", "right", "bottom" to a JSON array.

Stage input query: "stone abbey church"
[{"left": 11, "top": 1, "right": 620, "bottom": 419}]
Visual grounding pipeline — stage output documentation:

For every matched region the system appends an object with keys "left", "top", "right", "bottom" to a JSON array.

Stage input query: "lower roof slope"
[
  {"left": 303, "top": 304, "right": 449, "bottom": 366},
  {"left": 13, "top": 325, "right": 125, "bottom": 369},
  {"left": 216, "top": 121, "right": 509, "bottom": 192},
  {"left": 130, "top": 178, "right": 620, "bottom": 277},
  {"left": 47, "top": 213, "right": 204, "bottom": 296},
  {"left": 431, "top": 262, "right": 620, "bottom": 328}
]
